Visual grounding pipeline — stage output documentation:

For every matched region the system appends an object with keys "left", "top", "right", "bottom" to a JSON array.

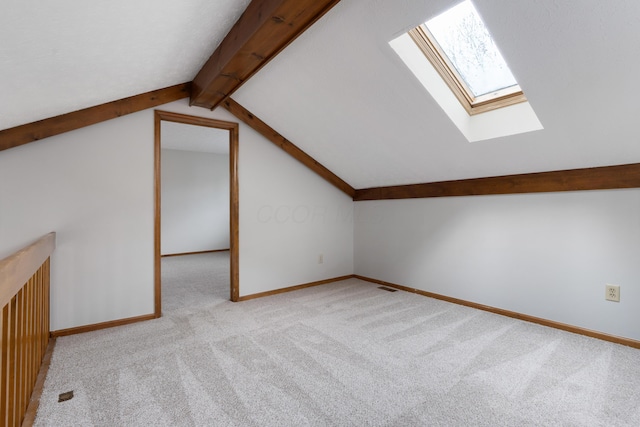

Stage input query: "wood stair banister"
[{"left": 0, "top": 233, "right": 56, "bottom": 426}]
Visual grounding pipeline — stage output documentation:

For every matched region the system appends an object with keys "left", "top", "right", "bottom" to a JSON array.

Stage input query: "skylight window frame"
[{"left": 408, "top": 24, "right": 527, "bottom": 116}]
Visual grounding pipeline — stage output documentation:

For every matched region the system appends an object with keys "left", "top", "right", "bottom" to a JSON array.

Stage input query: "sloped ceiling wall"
[
  {"left": 0, "top": 0, "right": 250, "bottom": 130},
  {"left": 232, "top": 0, "right": 640, "bottom": 188},
  {"left": 3, "top": 0, "right": 640, "bottom": 188}
]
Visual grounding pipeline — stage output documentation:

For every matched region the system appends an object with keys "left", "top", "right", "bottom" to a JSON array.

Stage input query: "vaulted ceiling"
[
  {"left": 0, "top": 0, "right": 250, "bottom": 129},
  {"left": 3, "top": 0, "right": 640, "bottom": 188}
]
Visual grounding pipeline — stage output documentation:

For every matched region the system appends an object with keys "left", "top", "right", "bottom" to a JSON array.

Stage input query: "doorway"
[{"left": 154, "top": 110, "right": 239, "bottom": 317}]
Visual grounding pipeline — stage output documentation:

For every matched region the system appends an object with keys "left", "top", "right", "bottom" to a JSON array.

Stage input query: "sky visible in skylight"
[{"left": 426, "top": 0, "right": 518, "bottom": 97}]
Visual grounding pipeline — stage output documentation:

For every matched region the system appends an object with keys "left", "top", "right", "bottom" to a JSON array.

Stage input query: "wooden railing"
[{"left": 0, "top": 233, "right": 55, "bottom": 427}]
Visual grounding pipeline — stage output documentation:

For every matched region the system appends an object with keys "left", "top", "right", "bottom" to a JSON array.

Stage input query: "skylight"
[{"left": 408, "top": 0, "right": 526, "bottom": 115}]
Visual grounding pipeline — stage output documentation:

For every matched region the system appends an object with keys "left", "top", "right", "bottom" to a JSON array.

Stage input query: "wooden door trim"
[{"left": 154, "top": 111, "right": 240, "bottom": 317}]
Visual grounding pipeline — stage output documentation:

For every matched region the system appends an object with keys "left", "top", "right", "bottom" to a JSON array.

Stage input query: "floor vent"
[
  {"left": 378, "top": 286, "right": 398, "bottom": 292},
  {"left": 58, "top": 391, "right": 74, "bottom": 402}
]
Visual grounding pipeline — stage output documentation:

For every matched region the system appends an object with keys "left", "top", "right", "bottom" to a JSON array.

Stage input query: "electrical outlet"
[
  {"left": 605, "top": 284, "right": 620, "bottom": 302},
  {"left": 318, "top": 254, "right": 324, "bottom": 264}
]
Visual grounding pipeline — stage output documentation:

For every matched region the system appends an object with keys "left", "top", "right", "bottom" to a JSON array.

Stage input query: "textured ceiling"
[
  {"left": 233, "top": 0, "right": 640, "bottom": 188},
  {"left": 4, "top": 0, "right": 640, "bottom": 188},
  {"left": 0, "top": 0, "right": 250, "bottom": 130}
]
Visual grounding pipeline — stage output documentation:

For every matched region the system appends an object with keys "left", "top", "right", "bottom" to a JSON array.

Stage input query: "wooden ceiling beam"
[
  {"left": 354, "top": 163, "right": 640, "bottom": 201},
  {"left": 0, "top": 83, "right": 190, "bottom": 152},
  {"left": 191, "top": 0, "right": 341, "bottom": 110},
  {"left": 223, "top": 98, "right": 355, "bottom": 198}
]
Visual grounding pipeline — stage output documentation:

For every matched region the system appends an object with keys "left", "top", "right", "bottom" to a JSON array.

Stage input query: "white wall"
[
  {"left": 0, "top": 113, "right": 155, "bottom": 329},
  {"left": 160, "top": 103, "right": 354, "bottom": 297},
  {"left": 234, "top": 124, "right": 354, "bottom": 295},
  {"left": 354, "top": 190, "right": 640, "bottom": 341},
  {"left": 161, "top": 149, "right": 229, "bottom": 255},
  {"left": 0, "top": 98, "right": 354, "bottom": 330},
  {"left": 3, "top": 97, "right": 638, "bottom": 343}
]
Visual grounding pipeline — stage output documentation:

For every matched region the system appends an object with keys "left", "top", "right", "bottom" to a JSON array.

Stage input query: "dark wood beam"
[
  {"left": 191, "top": 0, "right": 341, "bottom": 110},
  {"left": 0, "top": 83, "right": 191, "bottom": 152},
  {"left": 223, "top": 98, "right": 355, "bottom": 198},
  {"left": 354, "top": 163, "right": 640, "bottom": 201}
]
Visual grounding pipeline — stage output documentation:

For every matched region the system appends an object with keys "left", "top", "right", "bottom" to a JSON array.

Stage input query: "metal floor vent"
[
  {"left": 58, "top": 391, "right": 74, "bottom": 402},
  {"left": 378, "top": 286, "right": 398, "bottom": 292}
]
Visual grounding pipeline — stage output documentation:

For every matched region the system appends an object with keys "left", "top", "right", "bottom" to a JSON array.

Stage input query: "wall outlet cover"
[{"left": 605, "top": 284, "right": 620, "bottom": 302}]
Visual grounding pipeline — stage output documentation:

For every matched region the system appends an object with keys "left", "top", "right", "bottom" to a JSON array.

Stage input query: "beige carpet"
[{"left": 34, "top": 253, "right": 640, "bottom": 426}]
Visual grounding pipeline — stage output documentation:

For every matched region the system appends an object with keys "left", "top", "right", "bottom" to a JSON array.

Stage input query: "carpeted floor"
[
  {"left": 34, "top": 253, "right": 640, "bottom": 426},
  {"left": 161, "top": 251, "right": 231, "bottom": 313}
]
